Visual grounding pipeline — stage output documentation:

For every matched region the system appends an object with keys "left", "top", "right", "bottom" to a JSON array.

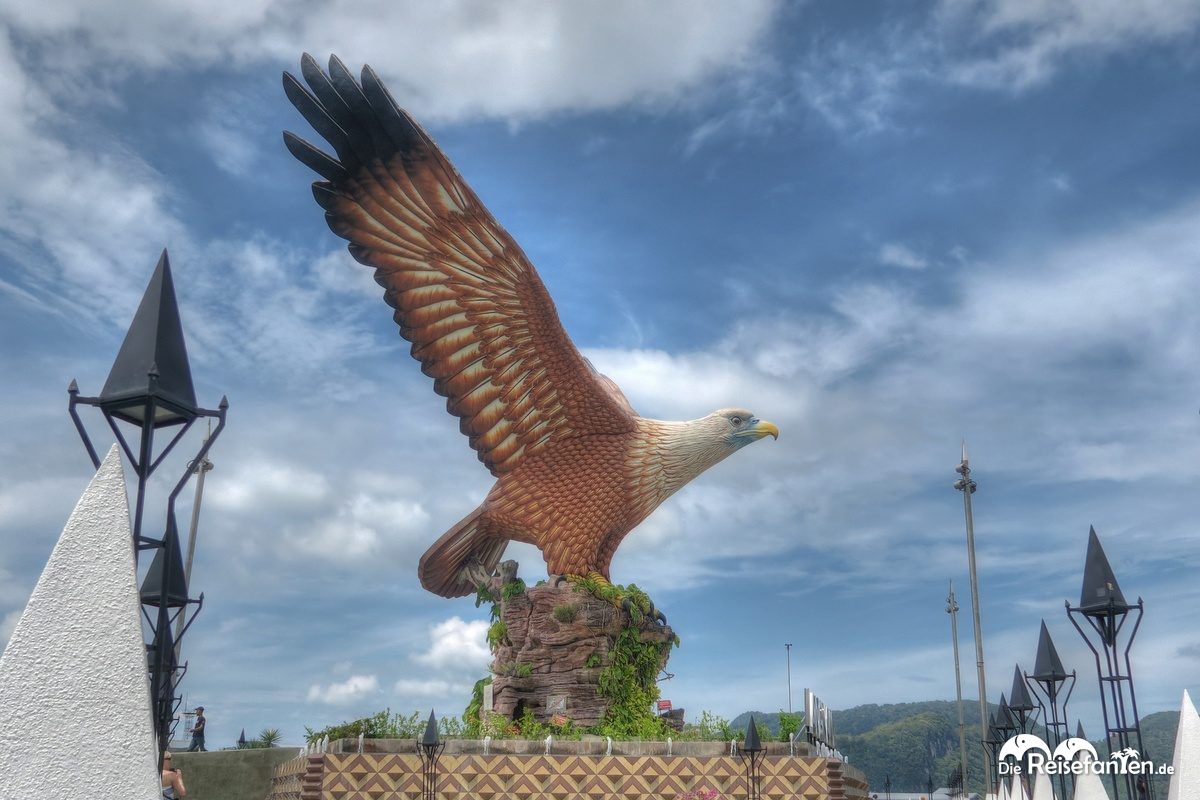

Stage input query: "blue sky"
[{"left": 1, "top": 1, "right": 1199, "bottom": 748}]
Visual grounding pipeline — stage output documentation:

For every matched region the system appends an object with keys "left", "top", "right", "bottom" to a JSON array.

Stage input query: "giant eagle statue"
[{"left": 283, "top": 55, "right": 778, "bottom": 598}]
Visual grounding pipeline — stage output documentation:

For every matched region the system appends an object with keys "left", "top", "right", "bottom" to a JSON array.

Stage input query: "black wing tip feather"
[
  {"left": 311, "top": 182, "right": 340, "bottom": 210},
  {"left": 284, "top": 54, "right": 438, "bottom": 188},
  {"left": 282, "top": 130, "right": 346, "bottom": 182}
]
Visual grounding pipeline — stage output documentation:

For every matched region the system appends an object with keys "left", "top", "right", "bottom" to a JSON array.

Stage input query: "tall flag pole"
[
  {"left": 947, "top": 582, "right": 970, "bottom": 796},
  {"left": 954, "top": 441, "right": 992, "bottom": 794}
]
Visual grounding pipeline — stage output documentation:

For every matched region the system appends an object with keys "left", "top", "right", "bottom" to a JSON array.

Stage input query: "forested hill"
[{"left": 732, "top": 701, "right": 1180, "bottom": 797}]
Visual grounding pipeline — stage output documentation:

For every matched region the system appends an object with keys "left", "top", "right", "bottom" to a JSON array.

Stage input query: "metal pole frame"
[
  {"left": 1025, "top": 667, "right": 1076, "bottom": 800},
  {"left": 69, "top": 383, "right": 227, "bottom": 771},
  {"left": 1066, "top": 597, "right": 1149, "bottom": 800},
  {"left": 785, "top": 643, "right": 793, "bottom": 715},
  {"left": 736, "top": 745, "right": 764, "bottom": 800},
  {"left": 954, "top": 449, "right": 993, "bottom": 795},
  {"left": 947, "top": 584, "right": 970, "bottom": 796},
  {"left": 419, "top": 740, "right": 446, "bottom": 800}
]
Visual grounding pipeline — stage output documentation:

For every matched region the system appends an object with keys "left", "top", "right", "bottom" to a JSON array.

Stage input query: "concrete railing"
[{"left": 327, "top": 736, "right": 813, "bottom": 757}]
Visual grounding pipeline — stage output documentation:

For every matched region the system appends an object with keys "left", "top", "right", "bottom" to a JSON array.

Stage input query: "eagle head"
[{"left": 712, "top": 407, "right": 780, "bottom": 449}]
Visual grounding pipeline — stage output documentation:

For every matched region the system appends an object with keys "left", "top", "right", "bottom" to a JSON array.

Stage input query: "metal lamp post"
[
  {"left": 953, "top": 442, "right": 992, "bottom": 795},
  {"left": 1066, "top": 527, "right": 1149, "bottom": 800},
  {"left": 785, "top": 643, "right": 793, "bottom": 714},
  {"left": 1024, "top": 621, "right": 1076, "bottom": 800},
  {"left": 946, "top": 583, "right": 969, "bottom": 796},
  {"left": 1006, "top": 665, "right": 1037, "bottom": 735},
  {"left": 67, "top": 250, "right": 226, "bottom": 764},
  {"left": 982, "top": 715, "right": 1002, "bottom": 796},
  {"left": 419, "top": 711, "right": 445, "bottom": 800},
  {"left": 884, "top": 774, "right": 892, "bottom": 800},
  {"left": 992, "top": 695, "right": 1016, "bottom": 796},
  {"left": 738, "top": 716, "right": 765, "bottom": 800}
]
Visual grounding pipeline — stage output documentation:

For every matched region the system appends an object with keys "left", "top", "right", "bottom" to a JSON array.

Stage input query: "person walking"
[{"left": 187, "top": 707, "right": 206, "bottom": 752}]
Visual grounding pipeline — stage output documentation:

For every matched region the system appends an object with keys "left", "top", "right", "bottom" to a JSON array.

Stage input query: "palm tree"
[{"left": 258, "top": 728, "right": 282, "bottom": 747}]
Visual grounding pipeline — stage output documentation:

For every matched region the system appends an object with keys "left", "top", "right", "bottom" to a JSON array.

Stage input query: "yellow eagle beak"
[{"left": 747, "top": 420, "right": 780, "bottom": 440}]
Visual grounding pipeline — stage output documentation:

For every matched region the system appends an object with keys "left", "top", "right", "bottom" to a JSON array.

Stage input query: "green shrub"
[
  {"left": 501, "top": 578, "right": 527, "bottom": 601},
  {"left": 552, "top": 603, "right": 579, "bottom": 623},
  {"left": 304, "top": 709, "right": 427, "bottom": 745},
  {"left": 778, "top": 711, "right": 804, "bottom": 742},
  {"left": 487, "top": 619, "right": 508, "bottom": 649}
]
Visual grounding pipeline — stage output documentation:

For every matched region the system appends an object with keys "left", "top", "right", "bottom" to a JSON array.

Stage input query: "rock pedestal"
[{"left": 489, "top": 581, "right": 674, "bottom": 728}]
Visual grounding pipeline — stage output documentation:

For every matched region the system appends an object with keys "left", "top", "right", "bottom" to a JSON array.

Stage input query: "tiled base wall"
[{"left": 268, "top": 751, "right": 870, "bottom": 800}]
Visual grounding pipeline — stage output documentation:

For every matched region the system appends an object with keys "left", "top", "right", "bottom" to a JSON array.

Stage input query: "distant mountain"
[{"left": 733, "top": 701, "right": 1180, "bottom": 796}]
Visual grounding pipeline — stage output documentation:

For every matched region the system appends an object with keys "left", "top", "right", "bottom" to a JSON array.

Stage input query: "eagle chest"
[{"left": 488, "top": 435, "right": 645, "bottom": 543}]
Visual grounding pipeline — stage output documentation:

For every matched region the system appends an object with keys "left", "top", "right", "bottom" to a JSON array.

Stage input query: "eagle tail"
[{"left": 418, "top": 507, "right": 508, "bottom": 598}]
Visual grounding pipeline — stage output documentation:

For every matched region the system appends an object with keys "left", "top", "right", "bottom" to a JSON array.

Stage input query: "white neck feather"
[{"left": 638, "top": 416, "right": 733, "bottom": 497}]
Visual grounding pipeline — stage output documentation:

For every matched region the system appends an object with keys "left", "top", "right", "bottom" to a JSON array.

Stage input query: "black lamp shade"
[
  {"left": 140, "top": 519, "right": 189, "bottom": 607},
  {"left": 421, "top": 710, "right": 440, "bottom": 748},
  {"left": 1008, "top": 665, "right": 1035, "bottom": 713},
  {"left": 744, "top": 716, "right": 763, "bottom": 753},
  {"left": 100, "top": 250, "right": 198, "bottom": 427},
  {"left": 1078, "top": 526, "right": 1130, "bottom": 616},
  {"left": 1030, "top": 620, "right": 1068, "bottom": 682}
]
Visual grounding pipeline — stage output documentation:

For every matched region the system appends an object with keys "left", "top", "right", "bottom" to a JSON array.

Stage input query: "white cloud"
[
  {"left": 787, "top": 0, "right": 1200, "bottom": 134},
  {"left": 411, "top": 617, "right": 491, "bottom": 673},
  {"left": 878, "top": 242, "right": 929, "bottom": 270},
  {"left": 290, "top": 494, "right": 430, "bottom": 564},
  {"left": 1, "top": 1, "right": 780, "bottom": 123},
  {"left": 207, "top": 462, "right": 331, "bottom": 513},
  {"left": 306, "top": 673, "right": 379, "bottom": 704},
  {"left": 393, "top": 678, "right": 460, "bottom": 697},
  {"left": 940, "top": 0, "right": 1200, "bottom": 90}
]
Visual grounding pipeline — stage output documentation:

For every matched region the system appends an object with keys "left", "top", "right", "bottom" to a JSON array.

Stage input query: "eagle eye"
[{"left": 730, "top": 416, "right": 742, "bottom": 426}]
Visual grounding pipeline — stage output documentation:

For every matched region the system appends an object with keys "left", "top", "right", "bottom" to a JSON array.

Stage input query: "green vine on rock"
[
  {"left": 487, "top": 619, "right": 508, "bottom": 648},
  {"left": 593, "top": 623, "right": 674, "bottom": 739}
]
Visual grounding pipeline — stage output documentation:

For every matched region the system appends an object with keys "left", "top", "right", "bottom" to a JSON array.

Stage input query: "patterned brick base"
[{"left": 268, "top": 751, "right": 870, "bottom": 800}]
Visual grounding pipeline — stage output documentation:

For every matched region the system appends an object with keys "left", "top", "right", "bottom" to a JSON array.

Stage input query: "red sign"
[{"left": 657, "top": 700, "right": 672, "bottom": 711}]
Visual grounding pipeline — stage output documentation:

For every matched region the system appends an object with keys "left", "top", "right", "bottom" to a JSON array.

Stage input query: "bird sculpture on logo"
[{"left": 282, "top": 55, "right": 779, "bottom": 598}]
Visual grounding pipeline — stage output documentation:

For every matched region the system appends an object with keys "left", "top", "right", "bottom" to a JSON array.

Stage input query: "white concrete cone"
[
  {"left": 1000, "top": 777, "right": 1012, "bottom": 800},
  {"left": 1031, "top": 766, "right": 1055, "bottom": 800},
  {"left": 1073, "top": 742, "right": 1111, "bottom": 800},
  {"left": 1168, "top": 689, "right": 1200, "bottom": 800},
  {"left": 1012, "top": 775, "right": 1032, "bottom": 800},
  {"left": 0, "top": 447, "right": 159, "bottom": 800}
]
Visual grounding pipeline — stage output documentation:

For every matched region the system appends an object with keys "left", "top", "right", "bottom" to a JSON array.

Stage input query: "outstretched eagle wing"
[{"left": 283, "top": 55, "right": 637, "bottom": 476}]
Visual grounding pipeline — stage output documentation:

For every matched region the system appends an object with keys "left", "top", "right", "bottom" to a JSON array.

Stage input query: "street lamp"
[
  {"left": 738, "top": 716, "right": 765, "bottom": 800},
  {"left": 419, "top": 711, "right": 445, "bottom": 800},
  {"left": 68, "top": 251, "right": 226, "bottom": 555},
  {"left": 1024, "top": 620, "right": 1076, "bottom": 800},
  {"left": 946, "top": 583, "right": 969, "bottom": 796},
  {"left": 982, "top": 716, "right": 1001, "bottom": 795},
  {"left": 785, "top": 643, "right": 793, "bottom": 714},
  {"left": 1066, "top": 527, "right": 1150, "bottom": 800},
  {"left": 953, "top": 442, "right": 992, "bottom": 795},
  {"left": 1006, "top": 665, "right": 1037, "bottom": 734},
  {"left": 992, "top": 695, "right": 1016, "bottom": 794},
  {"left": 67, "top": 250, "right": 226, "bottom": 765}
]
